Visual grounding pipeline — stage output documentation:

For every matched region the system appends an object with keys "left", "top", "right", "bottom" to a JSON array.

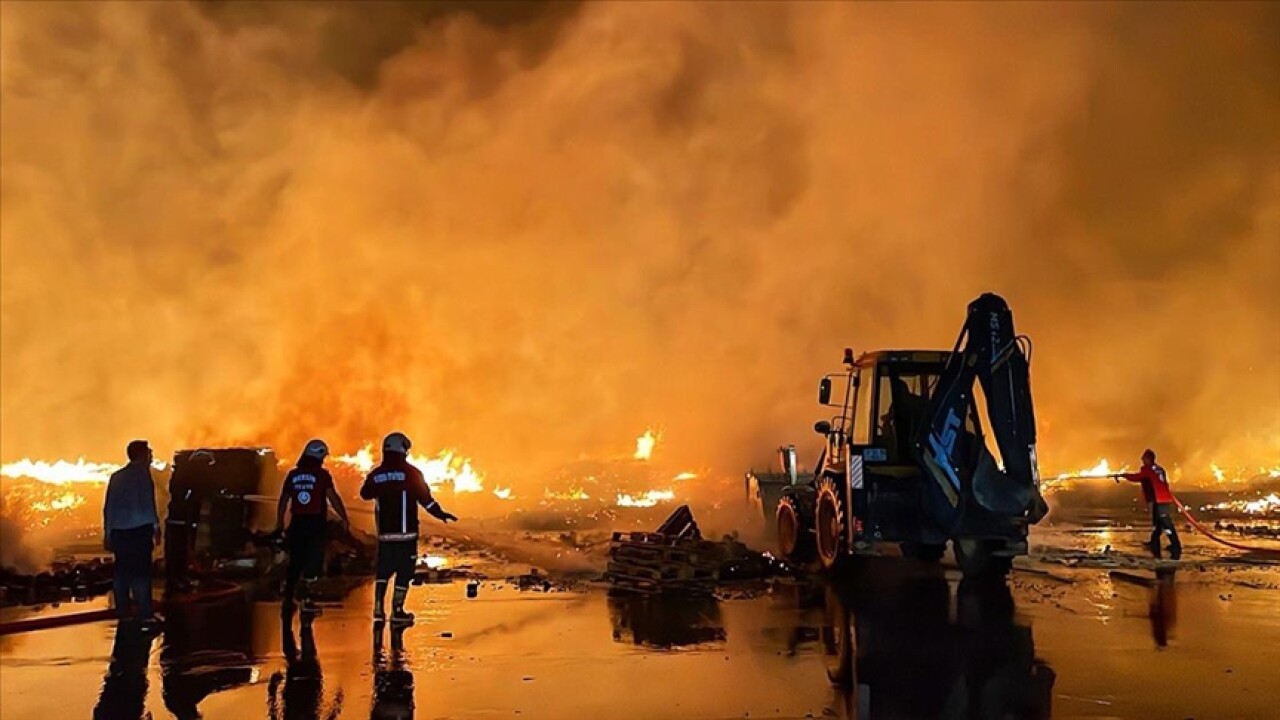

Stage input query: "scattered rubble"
[{"left": 605, "top": 506, "right": 793, "bottom": 596}]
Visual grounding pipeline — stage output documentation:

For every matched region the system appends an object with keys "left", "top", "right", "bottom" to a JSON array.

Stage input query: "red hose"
[{"left": 1171, "top": 493, "right": 1280, "bottom": 557}]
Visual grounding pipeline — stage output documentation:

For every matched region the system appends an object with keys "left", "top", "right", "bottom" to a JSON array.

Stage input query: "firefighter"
[
  {"left": 1118, "top": 449, "right": 1182, "bottom": 560},
  {"left": 360, "top": 432, "right": 458, "bottom": 626},
  {"left": 275, "top": 439, "right": 350, "bottom": 615}
]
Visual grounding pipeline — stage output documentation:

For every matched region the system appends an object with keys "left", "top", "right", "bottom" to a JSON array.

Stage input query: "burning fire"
[
  {"left": 1055, "top": 458, "right": 1126, "bottom": 480},
  {"left": 1200, "top": 493, "right": 1280, "bottom": 517},
  {"left": 332, "top": 445, "right": 485, "bottom": 494},
  {"left": 673, "top": 472, "right": 698, "bottom": 481},
  {"left": 29, "top": 492, "right": 86, "bottom": 513},
  {"left": 0, "top": 458, "right": 159, "bottom": 485},
  {"left": 634, "top": 429, "right": 659, "bottom": 461},
  {"left": 493, "top": 487, "right": 514, "bottom": 500},
  {"left": 616, "top": 489, "right": 675, "bottom": 508}
]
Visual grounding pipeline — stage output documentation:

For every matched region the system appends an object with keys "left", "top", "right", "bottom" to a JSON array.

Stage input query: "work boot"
[
  {"left": 390, "top": 610, "right": 415, "bottom": 626},
  {"left": 1144, "top": 539, "right": 1161, "bottom": 558}
]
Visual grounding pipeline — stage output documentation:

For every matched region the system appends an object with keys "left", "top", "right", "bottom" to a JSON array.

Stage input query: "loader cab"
[{"left": 820, "top": 351, "right": 950, "bottom": 466}]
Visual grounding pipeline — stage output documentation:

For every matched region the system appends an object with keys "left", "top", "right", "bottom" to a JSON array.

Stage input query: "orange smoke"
[{"left": 1, "top": 2, "right": 1277, "bottom": 495}]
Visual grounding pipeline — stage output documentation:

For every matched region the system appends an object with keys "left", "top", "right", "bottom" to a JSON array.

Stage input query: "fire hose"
[
  {"left": 1168, "top": 494, "right": 1280, "bottom": 556},
  {"left": 1064, "top": 474, "right": 1280, "bottom": 557}
]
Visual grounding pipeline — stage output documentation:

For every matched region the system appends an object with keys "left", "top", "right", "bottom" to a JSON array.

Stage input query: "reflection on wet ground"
[{"left": 4, "top": 540, "right": 1279, "bottom": 719}]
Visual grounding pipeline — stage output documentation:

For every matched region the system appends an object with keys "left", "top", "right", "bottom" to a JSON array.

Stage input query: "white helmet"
[
  {"left": 383, "top": 432, "right": 412, "bottom": 455},
  {"left": 302, "top": 438, "right": 330, "bottom": 460}
]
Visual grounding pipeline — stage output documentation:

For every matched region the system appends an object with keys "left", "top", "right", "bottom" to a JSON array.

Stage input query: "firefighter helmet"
[
  {"left": 383, "top": 432, "right": 412, "bottom": 455},
  {"left": 302, "top": 438, "right": 330, "bottom": 460}
]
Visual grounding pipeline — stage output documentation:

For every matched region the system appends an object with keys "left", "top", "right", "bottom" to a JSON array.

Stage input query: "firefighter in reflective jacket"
[
  {"left": 275, "top": 439, "right": 350, "bottom": 615},
  {"left": 360, "top": 432, "right": 458, "bottom": 625},
  {"left": 1119, "top": 449, "right": 1182, "bottom": 560}
]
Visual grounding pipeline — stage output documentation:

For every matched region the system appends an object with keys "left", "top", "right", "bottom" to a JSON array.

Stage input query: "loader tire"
[
  {"left": 954, "top": 539, "right": 1012, "bottom": 582},
  {"left": 822, "top": 583, "right": 856, "bottom": 688},
  {"left": 815, "top": 478, "right": 848, "bottom": 573},
  {"left": 776, "top": 495, "right": 815, "bottom": 563},
  {"left": 902, "top": 543, "right": 947, "bottom": 563}
]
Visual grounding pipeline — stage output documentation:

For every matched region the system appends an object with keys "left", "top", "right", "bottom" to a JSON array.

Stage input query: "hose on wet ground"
[{"left": 1169, "top": 493, "right": 1280, "bottom": 557}]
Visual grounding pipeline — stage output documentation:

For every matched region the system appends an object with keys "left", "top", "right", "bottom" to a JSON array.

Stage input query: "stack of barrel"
[{"left": 605, "top": 505, "right": 723, "bottom": 596}]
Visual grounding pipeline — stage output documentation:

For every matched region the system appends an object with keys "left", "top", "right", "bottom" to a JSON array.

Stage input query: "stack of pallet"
[{"left": 606, "top": 506, "right": 723, "bottom": 596}]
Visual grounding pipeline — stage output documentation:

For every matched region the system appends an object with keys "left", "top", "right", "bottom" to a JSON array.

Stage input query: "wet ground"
[{"left": 2, "top": 521, "right": 1278, "bottom": 719}]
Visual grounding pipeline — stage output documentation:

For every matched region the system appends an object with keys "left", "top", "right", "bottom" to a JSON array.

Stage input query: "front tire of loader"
[
  {"left": 902, "top": 543, "right": 947, "bottom": 563},
  {"left": 954, "top": 539, "right": 1012, "bottom": 581},
  {"left": 776, "top": 495, "right": 815, "bottom": 564},
  {"left": 815, "top": 479, "right": 847, "bottom": 573},
  {"left": 822, "top": 583, "right": 855, "bottom": 689}
]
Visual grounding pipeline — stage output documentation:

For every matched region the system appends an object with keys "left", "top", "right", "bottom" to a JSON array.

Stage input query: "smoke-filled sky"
[{"left": 2, "top": 1, "right": 1277, "bottom": 483}]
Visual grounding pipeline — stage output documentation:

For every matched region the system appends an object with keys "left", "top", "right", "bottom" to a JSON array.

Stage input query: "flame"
[
  {"left": 615, "top": 489, "right": 675, "bottom": 508},
  {"left": 1201, "top": 493, "right": 1280, "bottom": 516},
  {"left": 634, "top": 429, "right": 659, "bottom": 461},
  {"left": 493, "top": 486, "right": 513, "bottom": 500},
  {"left": 1, "top": 458, "right": 118, "bottom": 485},
  {"left": 419, "top": 555, "right": 448, "bottom": 570},
  {"left": 673, "top": 471, "right": 698, "bottom": 481},
  {"left": 333, "top": 446, "right": 376, "bottom": 474},
  {"left": 1211, "top": 463, "right": 1227, "bottom": 483},
  {"left": 1068, "top": 459, "right": 1121, "bottom": 479},
  {"left": 332, "top": 445, "right": 485, "bottom": 493}
]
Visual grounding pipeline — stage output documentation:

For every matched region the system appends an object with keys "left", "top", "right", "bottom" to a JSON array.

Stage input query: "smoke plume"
[{"left": 2, "top": 2, "right": 1277, "bottom": 486}]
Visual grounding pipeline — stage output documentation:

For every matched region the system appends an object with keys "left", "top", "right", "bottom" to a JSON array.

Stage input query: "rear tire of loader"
[{"left": 776, "top": 495, "right": 815, "bottom": 564}]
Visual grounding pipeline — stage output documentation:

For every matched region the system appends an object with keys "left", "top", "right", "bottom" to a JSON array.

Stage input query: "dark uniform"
[
  {"left": 360, "top": 454, "right": 450, "bottom": 623},
  {"left": 281, "top": 459, "right": 336, "bottom": 604}
]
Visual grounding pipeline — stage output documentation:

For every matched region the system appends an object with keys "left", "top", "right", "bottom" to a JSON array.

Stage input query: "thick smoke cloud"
[{"left": 2, "top": 2, "right": 1277, "bottom": 485}]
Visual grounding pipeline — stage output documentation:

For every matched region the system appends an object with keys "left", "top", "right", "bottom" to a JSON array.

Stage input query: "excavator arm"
[{"left": 915, "top": 293, "right": 1048, "bottom": 530}]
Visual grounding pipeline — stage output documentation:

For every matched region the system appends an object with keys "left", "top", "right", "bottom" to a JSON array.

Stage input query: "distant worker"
[
  {"left": 274, "top": 439, "right": 350, "bottom": 616},
  {"left": 360, "top": 432, "right": 458, "bottom": 626},
  {"left": 1118, "top": 449, "right": 1182, "bottom": 560},
  {"left": 103, "top": 440, "right": 161, "bottom": 630}
]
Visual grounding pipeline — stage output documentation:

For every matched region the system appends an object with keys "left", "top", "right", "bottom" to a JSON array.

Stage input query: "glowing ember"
[
  {"left": 545, "top": 488, "right": 591, "bottom": 501},
  {"left": 30, "top": 491, "right": 86, "bottom": 512},
  {"left": 673, "top": 472, "right": 698, "bottom": 481},
  {"left": 634, "top": 429, "right": 659, "bottom": 461},
  {"left": 616, "top": 489, "right": 675, "bottom": 508}
]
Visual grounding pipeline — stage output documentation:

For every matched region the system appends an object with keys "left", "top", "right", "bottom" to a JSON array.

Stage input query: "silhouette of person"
[
  {"left": 269, "top": 614, "right": 343, "bottom": 720},
  {"left": 372, "top": 625, "right": 414, "bottom": 720},
  {"left": 93, "top": 624, "right": 154, "bottom": 720}
]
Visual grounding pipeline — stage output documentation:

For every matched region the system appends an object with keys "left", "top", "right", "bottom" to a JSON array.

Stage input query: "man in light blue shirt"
[{"left": 103, "top": 440, "right": 160, "bottom": 628}]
